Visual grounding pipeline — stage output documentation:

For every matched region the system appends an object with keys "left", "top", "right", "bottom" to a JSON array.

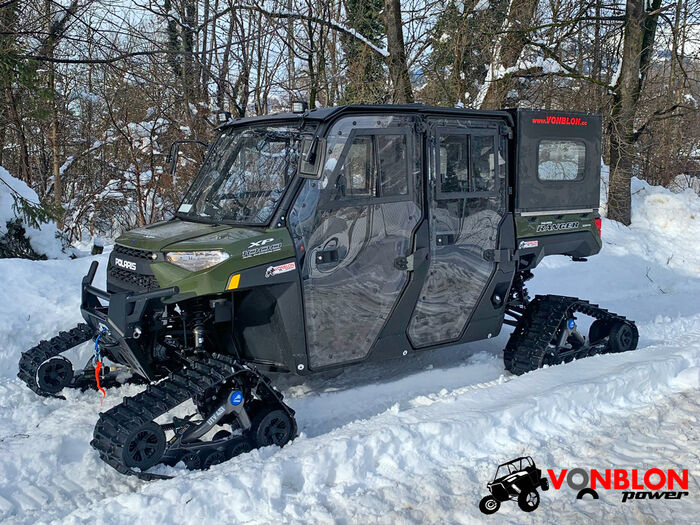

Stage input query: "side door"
[
  {"left": 408, "top": 118, "right": 507, "bottom": 347},
  {"left": 289, "top": 115, "right": 421, "bottom": 369}
]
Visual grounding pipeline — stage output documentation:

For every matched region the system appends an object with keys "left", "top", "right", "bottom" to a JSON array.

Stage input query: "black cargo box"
[{"left": 510, "top": 109, "right": 601, "bottom": 213}]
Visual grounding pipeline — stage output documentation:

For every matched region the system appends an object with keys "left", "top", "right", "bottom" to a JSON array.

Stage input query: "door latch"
[{"left": 483, "top": 248, "right": 513, "bottom": 262}]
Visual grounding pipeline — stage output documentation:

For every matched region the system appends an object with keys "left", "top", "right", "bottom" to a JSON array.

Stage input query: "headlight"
[{"left": 165, "top": 250, "right": 230, "bottom": 272}]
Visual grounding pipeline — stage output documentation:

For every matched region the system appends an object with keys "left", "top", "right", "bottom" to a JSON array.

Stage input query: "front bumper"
[{"left": 80, "top": 261, "right": 179, "bottom": 380}]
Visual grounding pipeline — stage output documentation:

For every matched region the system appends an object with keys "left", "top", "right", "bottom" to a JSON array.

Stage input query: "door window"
[
  {"left": 438, "top": 132, "right": 497, "bottom": 196},
  {"left": 338, "top": 136, "right": 375, "bottom": 198},
  {"left": 333, "top": 131, "right": 410, "bottom": 201},
  {"left": 378, "top": 134, "right": 409, "bottom": 197}
]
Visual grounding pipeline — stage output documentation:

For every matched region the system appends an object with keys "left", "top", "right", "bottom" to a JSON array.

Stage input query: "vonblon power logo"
[
  {"left": 548, "top": 467, "right": 689, "bottom": 502},
  {"left": 479, "top": 459, "right": 689, "bottom": 515}
]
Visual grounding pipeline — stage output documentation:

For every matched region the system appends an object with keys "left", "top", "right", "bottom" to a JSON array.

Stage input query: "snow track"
[{"left": 1, "top": 179, "right": 699, "bottom": 524}]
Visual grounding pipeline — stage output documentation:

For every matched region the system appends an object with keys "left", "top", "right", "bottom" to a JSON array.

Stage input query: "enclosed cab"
[{"left": 97, "top": 105, "right": 606, "bottom": 377}]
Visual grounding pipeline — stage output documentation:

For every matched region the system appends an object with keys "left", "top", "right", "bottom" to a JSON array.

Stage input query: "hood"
[{"left": 115, "top": 219, "right": 260, "bottom": 253}]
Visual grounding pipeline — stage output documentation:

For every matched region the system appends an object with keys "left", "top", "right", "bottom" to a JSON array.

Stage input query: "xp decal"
[
  {"left": 242, "top": 240, "right": 282, "bottom": 259},
  {"left": 479, "top": 457, "right": 549, "bottom": 514}
]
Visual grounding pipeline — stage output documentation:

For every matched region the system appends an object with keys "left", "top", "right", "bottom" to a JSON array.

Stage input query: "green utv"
[{"left": 18, "top": 105, "right": 638, "bottom": 477}]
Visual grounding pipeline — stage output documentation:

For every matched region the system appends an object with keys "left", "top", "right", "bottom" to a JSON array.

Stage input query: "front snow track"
[
  {"left": 91, "top": 354, "right": 297, "bottom": 479},
  {"left": 504, "top": 294, "right": 639, "bottom": 375},
  {"left": 17, "top": 324, "right": 94, "bottom": 397}
]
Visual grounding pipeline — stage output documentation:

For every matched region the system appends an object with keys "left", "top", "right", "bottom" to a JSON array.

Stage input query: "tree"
[
  {"left": 607, "top": 0, "right": 662, "bottom": 225},
  {"left": 383, "top": 0, "right": 413, "bottom": 103}
]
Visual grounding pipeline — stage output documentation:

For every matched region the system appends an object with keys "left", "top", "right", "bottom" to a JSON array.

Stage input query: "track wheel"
[
  {"left": 518, "top": 489, "right": 540, "bottom": 512},
  {"left": 608, "top": 321, "right": 638, "bottom": 353},
  {"left": 588, "top": 320, "right": 610, "bottom": 345},
  {"left": 202, "top": 449, "right": 227, "bottom": 469},
  {"left": 36, "top": 356, "right": 74, "bottom": 394},
  {"left": 478, "top": 495, "right": 500, "bottom": 514},
  {"left": 180, "top": 451, "right": 202, "bottom": 470},
  {"left": 228, "top": 436, "right": 252, "bottom": 458},
  {"left": 249, "top": 407, "right": 296, "bottom": 448},
  {"left": 122, "top": 422, "right": 166, "bottom": 471}
]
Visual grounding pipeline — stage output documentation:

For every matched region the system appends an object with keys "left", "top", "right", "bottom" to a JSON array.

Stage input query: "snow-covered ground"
[{"left": 0, "top": 179, "right": 699, "bottom": 524}]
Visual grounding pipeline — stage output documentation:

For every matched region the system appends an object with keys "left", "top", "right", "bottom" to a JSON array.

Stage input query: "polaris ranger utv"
[{"left": 18, "top": 105, "right": 638, "bottom": 478}]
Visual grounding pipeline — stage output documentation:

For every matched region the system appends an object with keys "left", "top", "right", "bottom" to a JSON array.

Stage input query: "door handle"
[
  {"left": 436, "top": 234, "right": 456, "bottom": 246},
  {"left": 316, "top": 248, "right": 340, "bottom": 265}
]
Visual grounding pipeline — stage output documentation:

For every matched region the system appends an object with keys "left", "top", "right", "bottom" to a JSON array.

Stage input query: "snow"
[
  {"left": 0, "top": 178, "right": 699, "bottom": 523},
  {"left": 0, "top": 166, "right": 66, "bottom": 259}
]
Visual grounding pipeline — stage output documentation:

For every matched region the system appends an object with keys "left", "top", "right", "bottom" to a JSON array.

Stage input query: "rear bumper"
[{"left": 80, "top": 261, "right": 179, "bottom": 380}]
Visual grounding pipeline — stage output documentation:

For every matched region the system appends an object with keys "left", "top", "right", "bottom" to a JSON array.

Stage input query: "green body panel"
[
  {"left": 115, "top": 219, "right": 295, "bottom": 302},
  {"left": 515, "top": 212, "right": 599, "bottom": 239}
]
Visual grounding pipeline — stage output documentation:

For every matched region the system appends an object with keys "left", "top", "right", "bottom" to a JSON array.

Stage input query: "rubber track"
[
  {"left": 504, "top": 294, "right": 637, "bottom": 376},
  {"left": 91, "top": 354, "right": 248, "bottom": 478},
  {"left": 17, "top": 324, "right": 94, "bottom": 397}
]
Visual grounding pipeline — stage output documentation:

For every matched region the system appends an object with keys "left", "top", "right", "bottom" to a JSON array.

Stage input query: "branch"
[
  {"left": 633, "top": 104, "right": 693, "bottom": 142},
  {"left": 199, "top": 4, "right": 389, "bottom": 58}
]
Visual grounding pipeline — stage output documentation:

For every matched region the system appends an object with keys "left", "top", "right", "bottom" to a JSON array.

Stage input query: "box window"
[{"left": 538, "top": 140, "right": 586, "bottom": 181}]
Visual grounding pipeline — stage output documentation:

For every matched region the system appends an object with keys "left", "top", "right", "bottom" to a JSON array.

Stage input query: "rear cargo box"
[{"left": 512, "top": 109, "right": 601, "bottom": 213}]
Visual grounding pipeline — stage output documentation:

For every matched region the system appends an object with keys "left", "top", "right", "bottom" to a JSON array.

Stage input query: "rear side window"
[
  {"left": 334, "top": 132, "right": 409, "bottom": 200},
  {"left": 538, "top": 140, "right": 586, "bottom": 181},
  {"left": 438, "top": 132, "right": 498, "bottom": 195}
]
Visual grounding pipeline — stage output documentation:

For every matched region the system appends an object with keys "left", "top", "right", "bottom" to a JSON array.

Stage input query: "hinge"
[
  {"left": 483, "top": 248, "right": 513, "bottom": 263},
  {"left": 414, "top": 118, "right": 426, "bottom": 134},
  {"left": 394, "top": 254, "right": 414, "bottom": 271},
  {"left": 500, "top": 124, "right": 513, "bottom": 139}
]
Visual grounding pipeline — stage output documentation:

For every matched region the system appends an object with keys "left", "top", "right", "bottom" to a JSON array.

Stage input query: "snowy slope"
[{"left": 0, "top": 179, "right": 699, "bottom": 524}]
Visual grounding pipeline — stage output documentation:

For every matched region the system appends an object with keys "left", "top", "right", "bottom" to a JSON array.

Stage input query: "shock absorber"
[{"left": 186, "top": 302, "right": 209, "bottom": 352}]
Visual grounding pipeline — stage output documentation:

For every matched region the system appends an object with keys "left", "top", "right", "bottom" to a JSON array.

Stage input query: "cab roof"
[{"left": 220, "top": 103, "right": 515, "bottom": 130}]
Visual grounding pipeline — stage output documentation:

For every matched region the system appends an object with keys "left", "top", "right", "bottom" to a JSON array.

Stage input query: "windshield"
[{"left": 177, "top": 125, "right": 303, "bottom": 224}]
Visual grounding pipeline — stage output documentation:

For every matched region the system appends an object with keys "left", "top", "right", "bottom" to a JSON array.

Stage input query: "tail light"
[{"left": 594, "top": 217, "right": 602, "bottom": 237}]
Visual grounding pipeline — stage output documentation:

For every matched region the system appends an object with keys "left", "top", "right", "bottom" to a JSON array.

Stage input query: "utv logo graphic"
[
  {"left": 547, "top": 468, "right": 689, "bottom": 503},
  {"left": 242, "top": 240, "right": 282, "bottom": 259},
  {"left": 535, "top": 221, "right": 580, "bottom": 233},
  {"left": 479, "top": 456, "right": 549, "bottom": 515},
  {"left": 114, "top": 257, "right": 137, "bottom": 271},
  {"left": 265, "top": 262, "right": 296, "bottom": 278}
]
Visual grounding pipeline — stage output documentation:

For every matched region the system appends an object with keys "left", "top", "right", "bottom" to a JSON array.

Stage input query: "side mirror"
[{"left": 298, "top": 137, "right": 326, "bottom": 179}]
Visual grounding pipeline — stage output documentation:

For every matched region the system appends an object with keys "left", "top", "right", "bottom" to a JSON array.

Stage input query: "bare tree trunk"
[
  {"left": 5, "top": 87, "right": 31, "bottom": 184},
  {"left": 45, "top": 0, "right": 63, "bottom": 225},
  {"left": 217, "top": 9, "right": 235, "bottom": 110},
  {"left": 608, "top": 0, "right": 661, "bottom": 225},
  {"left": 383, "top": 0, "right": 413, "bottom": 103},
  {"left": 480, "top": 0, "right": 538, "bottom": 109}
]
